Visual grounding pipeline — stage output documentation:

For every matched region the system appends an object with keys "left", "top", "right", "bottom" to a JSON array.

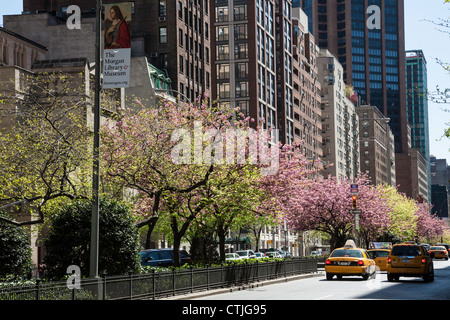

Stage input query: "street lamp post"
[{"left": 90, "top": 0, "right": 102, "bottom": 280}]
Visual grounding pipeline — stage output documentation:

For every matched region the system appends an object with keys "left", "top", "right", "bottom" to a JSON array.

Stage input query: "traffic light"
[{"left": 352, "top": 195, "right": 357, "bottom": 209}]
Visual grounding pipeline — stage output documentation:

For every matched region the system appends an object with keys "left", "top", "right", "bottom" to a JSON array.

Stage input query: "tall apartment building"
[
  {"left": 356, "top": 105, "right": 396, "bottom": 186},
  {"left": 211, "top": 0, "right": 322, "bottom": 155},
  {"left": 430, "top": 156, "right": 449, "bottom": 220},
  {"left": 318, "top": 48, "right": 360, "bottom": 179},
  {"left": 211, "top": 0, "right": 259, "bottom": 122},
  {"left": 292, "top": 9, "right": 322, "bottom": 159},
  {"left": 297, "top": 0, "right": 413, "bottom": 197},
  {"left": 276, "top": 0, "right": 295, "bottom": 145},
  {"left": 410, "top": 148, "right": 429, "bottom": 202},
  {"left": 209, "top": 0, "right": 275, "bottom": 144},
  {"left": 14, "top": 0, "right": 212, "bottom": 102}
]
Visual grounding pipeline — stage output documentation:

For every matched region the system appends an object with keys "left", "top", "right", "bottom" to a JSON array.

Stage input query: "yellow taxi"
[
  {"left": 387, "top": 243, "right": 434, "bottom": 282},
  {"left": 429, "top": 246, "right": 449, "bottom": 260},
  {"left": 325, "top": 240, "right": 376, "bottom": 280},
  {"left": 367, "top": 249, "right": 391, "bottom": 271}
]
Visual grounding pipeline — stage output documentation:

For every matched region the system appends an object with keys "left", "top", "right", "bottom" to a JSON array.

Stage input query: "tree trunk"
[
  {"left": 217, "top": 227, "right": 226, "bottom": 262},
  {"left": 145, "top": 216, "right": 159, "bottom": 249}
]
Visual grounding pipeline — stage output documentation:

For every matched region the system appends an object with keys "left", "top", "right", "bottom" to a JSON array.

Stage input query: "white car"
[
  {"left": 265, "top": 252, "right": 283, "bottom": 258},
  {"left": 235, "top": 250, "right": 257, "bottom": 259},
  {"left": 225, "top": 253, "right": 242, "bottom": 261}
]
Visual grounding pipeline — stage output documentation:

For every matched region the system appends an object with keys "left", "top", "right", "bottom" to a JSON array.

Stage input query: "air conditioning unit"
[
  {"left": 159, "top": 16, "right": 166, "bottom": 21},
  {"left": 150, "top": 52, "right": 158, "bottom": 58}
]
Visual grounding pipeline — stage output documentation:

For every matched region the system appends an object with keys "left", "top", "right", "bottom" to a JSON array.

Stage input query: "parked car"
[
  {"left": 325, "top": 241, "right": 376, "bottom": 280},
  {"left": 429, "top": 246, "right": 449, "bottom": 260},
  {"left": 265, "top": 252, "right": 283, "bottom": 259},
  {"left": 225, "top": 253, "right": 242, "bottom": 261},
  {"left": 254, "top": 252, "right": 266, "bottom": 259},
  {"left": 281, "top": 251, "right": 293, "bottom": 258},
  {"left": 310, "top": 251, "right": 324, "bottom": 257},
  {"left": 235, "top": 250, "right": 256, "bottom": 259},
  {"left": 387, "top": 243, "right": 434, "bottom": 282},
  {"left": 140, "top": 248, "right": 191, "bottom": 267}
]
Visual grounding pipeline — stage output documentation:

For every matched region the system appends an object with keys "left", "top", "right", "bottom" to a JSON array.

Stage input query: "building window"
[
  {"left": 217, "top": 64, "right": 230, "bottom": 80},
  {"left": 236, "top": 81, "right": 249, "bottom": 98},
  {"left": 235, "top": 62, "right": 248, "bottom": 79},
  {"left": 178, "top": 1, "right": 183, "bottom": 19},
  {"left": 216, "top": 45, "right": 229, "bottom": 60},
  {"left": 160, "top": 53, "right": 168, "bottom": 69},
  {"left": 159, "top": 0, "right": 166, "bottom": 17},
  {"left": 179, "top": 29, "right": 183, "bottom": 47},
  {"left": 179, "top": 55, "right": 184, "bottom": 73},
  {"left": 234, "top": 24, "right": 248, "bottom": 40},
  {"left": 234, "top": 5, "right": 247, "bottom": 21},
  {"left": 234, "top": 43, "right": 248, "bottom": 59},
  {"left": 215, "top": 6, "right": 228, "bottom": 22},
  {"left": 159, "top": 27, "right": 168, "bottom": 44},
  {"left": 218, "top": 83, "right": 230, "bottom": 99},
  {"left": 216, "top": 26, "right": 229, "bottom": 41}
]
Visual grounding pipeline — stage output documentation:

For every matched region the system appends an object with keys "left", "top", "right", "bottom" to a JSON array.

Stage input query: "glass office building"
[
  {"left": 297, "top": 0, "right": 407, "bottom": 154},
  {"left": 406, "top": 49, "right": 431, "bottom": 198},
  {"left": 406, "top": 50, "right": 430, "bottom": 159}
]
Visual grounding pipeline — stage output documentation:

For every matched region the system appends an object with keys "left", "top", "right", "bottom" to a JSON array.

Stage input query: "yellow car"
[
  {"left": 368, "top": 249, "right": 390, "bottom": 271},
  {"left": 429, "top": 246, "right": 449, "bottom": 260},
  {"left": 325, "top": 242, "right": 376, "bottom": 280},
  {"left": 387, "top": 243, "right": 434, "bottom": 282}
]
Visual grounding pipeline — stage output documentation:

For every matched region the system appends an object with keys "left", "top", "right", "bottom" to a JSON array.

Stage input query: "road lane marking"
[{"left": 314, "top": 295, "right": 333, "bottom": 300}]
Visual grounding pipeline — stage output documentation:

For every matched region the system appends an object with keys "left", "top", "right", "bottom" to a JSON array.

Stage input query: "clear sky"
[{"left": 1, "top": 0, "right": 449, "bottom": 162}]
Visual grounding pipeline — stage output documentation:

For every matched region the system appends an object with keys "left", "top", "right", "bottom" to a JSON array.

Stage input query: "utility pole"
[{"left": 90, "top": 0, "right": 102, "bottom": 279}]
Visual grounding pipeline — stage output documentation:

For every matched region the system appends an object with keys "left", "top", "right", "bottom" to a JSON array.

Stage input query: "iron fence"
[{"left": 0, "top": 258, "right": 318, "bottom": 300}]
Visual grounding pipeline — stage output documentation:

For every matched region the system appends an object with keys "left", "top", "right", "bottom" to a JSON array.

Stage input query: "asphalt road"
[{"left": 193, "top": 259, "right": 450, "bottom": 300}]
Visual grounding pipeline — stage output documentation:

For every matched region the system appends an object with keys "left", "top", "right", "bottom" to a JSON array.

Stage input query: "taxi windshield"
[
  {"left": 430, "top": 246, "right": 445, "bottom": 250},
  {"left": 330, "top": 249, "right": 363, "bottom": 258}
]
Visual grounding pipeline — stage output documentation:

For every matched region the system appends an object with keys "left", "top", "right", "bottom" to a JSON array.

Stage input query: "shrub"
[
  {"left": 44, "top": 198, "right": 141, "bottom": 278},
  {"left": 0, "top": 210, "right": 32, "bottom": 279}
]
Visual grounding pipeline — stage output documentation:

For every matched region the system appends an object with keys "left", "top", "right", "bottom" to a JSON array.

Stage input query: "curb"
[{"left": 159, "top": 271, "right": 325, "bottom": 300}]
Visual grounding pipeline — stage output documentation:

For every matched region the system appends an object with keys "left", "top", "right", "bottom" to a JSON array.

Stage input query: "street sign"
[
  {"left": 352, "top": 209, "right": 362, "bottom": 214},
  {"left": 350, "top": 184, "right": 359, "bottom": 194}
]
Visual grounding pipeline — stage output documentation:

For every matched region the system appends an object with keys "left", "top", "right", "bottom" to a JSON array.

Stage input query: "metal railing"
[{"left": 0, "top": 258, "right": 318, "bottom": 300}]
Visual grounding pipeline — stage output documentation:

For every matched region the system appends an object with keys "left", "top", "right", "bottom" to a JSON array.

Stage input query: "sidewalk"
[{"left": 159, "top": 271, "right": 325, "bottom": 300}]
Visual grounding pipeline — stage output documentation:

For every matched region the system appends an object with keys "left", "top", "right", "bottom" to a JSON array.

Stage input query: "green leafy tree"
[
  {"left": 44, "top": 198, "right": 141, "bottom": 278},
  {"left": 379, "top": 185, "right": 418, "bottom": 241},
  {"left": 0, "top": 71, "right": 121, "bottom": 226}
]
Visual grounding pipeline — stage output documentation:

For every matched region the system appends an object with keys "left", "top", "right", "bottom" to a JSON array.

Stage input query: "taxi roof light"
[{"left": 343, "top": 239, "right": 357, "bottom": 249}]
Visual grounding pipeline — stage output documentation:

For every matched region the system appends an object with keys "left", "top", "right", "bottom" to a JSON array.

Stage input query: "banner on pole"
[{"left": 103, "top": 2, "right": 132, "bottom": 88}]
